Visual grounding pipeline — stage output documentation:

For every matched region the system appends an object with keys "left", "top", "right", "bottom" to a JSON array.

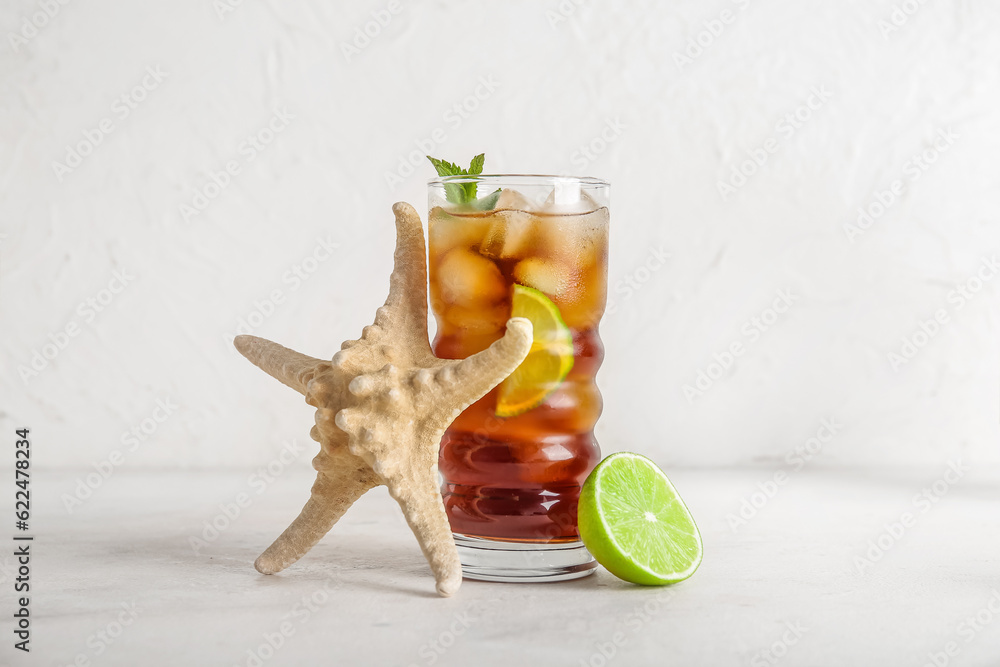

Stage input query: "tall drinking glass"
[{"left": 427, "top": 175, "right": 609, "bottom": 582}]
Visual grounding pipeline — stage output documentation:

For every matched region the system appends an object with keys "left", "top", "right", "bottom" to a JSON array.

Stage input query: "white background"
[{"left": 2, "top": 0, "right": 999, "bottom": 471}]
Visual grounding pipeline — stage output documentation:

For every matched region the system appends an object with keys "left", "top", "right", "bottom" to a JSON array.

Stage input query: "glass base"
[{"left": 454, "top": 534, "right": 597, "bottom": 583}]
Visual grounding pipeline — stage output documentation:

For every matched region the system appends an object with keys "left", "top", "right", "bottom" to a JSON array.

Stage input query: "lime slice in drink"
[
  {"left": 579, "top": 452, "right": 703, "bottom": 585},
  {"left": 495, "top": 284, "right": 575, "bottom": 418}
]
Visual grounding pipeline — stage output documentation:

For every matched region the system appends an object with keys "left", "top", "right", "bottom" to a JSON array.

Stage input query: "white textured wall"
[{"left": 2, "top": 0, "right": 999, "bottom": 469}]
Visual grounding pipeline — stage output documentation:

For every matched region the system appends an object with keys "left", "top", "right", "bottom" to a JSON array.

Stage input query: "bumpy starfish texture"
[{"left": 234, "top": 202, "right": 532, "bottom": 597}]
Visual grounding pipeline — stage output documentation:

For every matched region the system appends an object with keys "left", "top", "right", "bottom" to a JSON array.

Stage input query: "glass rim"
[{"left": 428, "top": 173, "right": 609, "bottom": 188}]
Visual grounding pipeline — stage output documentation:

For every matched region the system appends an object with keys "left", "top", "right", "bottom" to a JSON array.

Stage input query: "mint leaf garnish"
[
  {"left": 427, "top": 157, "right": 467, "bottom": 203},
  {"left": 427, "top": 153, "right": 494, "bottom": 206},
  {"left": 468, "top": 153, "right": 485, "bottom": 175},
  {"left": 427, "top": 157, "right": 464, "bottom": 177},
  {"left": 472, "top": 188, "right": 501, "bottom": 210}
]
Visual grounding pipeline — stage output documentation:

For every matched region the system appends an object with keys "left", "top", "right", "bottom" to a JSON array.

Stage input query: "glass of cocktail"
[{"left": 428, "top": 175, "right": 609, "bottom": 582}]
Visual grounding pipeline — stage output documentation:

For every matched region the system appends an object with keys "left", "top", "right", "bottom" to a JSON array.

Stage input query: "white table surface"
[{"left": 5, "top": 465, "right": 998, "bottom": 667}]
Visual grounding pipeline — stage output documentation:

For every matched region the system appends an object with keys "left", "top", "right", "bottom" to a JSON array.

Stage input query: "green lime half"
[{"left": 579, "top": 452, "right": 703, "bottom": 585}]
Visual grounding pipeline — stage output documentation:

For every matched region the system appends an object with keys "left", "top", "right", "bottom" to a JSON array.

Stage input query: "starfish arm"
[
  {"left": 346, "top": 363, "right": 402, "bottom": 400},
  {"left": 428, "top": 317, "right": 533, "bottom": 421},
  {"left": 234, "top": 335, "right": 322, "bottom": 396},
  {"left": 255, "top": 465, "right": 378, "bottom": 574},
  {"left": 370, "top": 202, "right": 431, "bottom": 349},
  {"left": 383, "top": 462, "right": 463, "bottom": 597}
]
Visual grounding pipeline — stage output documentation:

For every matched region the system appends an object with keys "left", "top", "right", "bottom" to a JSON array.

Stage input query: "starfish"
[{"left": 233, "top": 202, "right": 533, "bottom": 597}]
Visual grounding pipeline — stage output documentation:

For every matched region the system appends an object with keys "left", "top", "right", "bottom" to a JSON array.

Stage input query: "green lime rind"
[{"left": 579, "top": 452, "right": 703, "bottom": 585}]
